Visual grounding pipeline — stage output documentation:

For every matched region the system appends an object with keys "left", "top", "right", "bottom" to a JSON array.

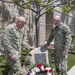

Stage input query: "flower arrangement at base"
[{"left": 27, "top": 62, "right": 54, "bottom": 75}]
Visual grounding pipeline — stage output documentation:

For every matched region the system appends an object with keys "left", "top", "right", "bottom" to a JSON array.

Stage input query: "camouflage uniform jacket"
[
  {"left": 47, "top": 23, "right": 72, "bottom": 51},
  {"left": 1, "top": 23, "right": 30, "bottom": 57}
]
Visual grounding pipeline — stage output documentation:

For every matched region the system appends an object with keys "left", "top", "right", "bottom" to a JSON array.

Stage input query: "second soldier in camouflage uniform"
[
  {"left": 1, "top": 16, "right": 34, "bottom": 75},
  {"left": 46, "top": 16, "right": 72, "bottom": 75}
]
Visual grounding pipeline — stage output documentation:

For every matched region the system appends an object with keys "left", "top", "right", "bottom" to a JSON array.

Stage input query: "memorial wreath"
[{"left": 27, "top": 62, "right": 54, "bottom": 75}]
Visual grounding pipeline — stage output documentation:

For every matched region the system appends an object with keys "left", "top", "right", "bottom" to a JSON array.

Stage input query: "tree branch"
[
  {"left": 13, "top": 0, "right": 37, "bottom": 13},
  {"left": 39, "top": 0, "right": 58, "bottom": 13},
  {"left": 0, "top": 0, "right": 14, "bottom": 3},
  {"left": 38, "top": 2, "right": 64, "bottom": 19}
]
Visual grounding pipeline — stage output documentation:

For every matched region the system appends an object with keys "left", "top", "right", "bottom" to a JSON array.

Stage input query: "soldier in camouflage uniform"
[
  {"left": 46, "top": 15, "right": 72, "bottom": 75},
  {"left": 1, "top": 16, "right": 34, "bottom": 75}
]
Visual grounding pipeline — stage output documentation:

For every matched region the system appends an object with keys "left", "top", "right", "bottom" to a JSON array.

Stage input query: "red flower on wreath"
[
  {"left": 49, "top": 68, "right": 53, "bottom": 73},
  {"left": 37, "top": 64, "right": 42, "bottom": 69}
]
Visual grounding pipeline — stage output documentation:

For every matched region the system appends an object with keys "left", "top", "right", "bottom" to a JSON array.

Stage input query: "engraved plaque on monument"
[{"left": 34, "top": 53, "right": 46, "bottom": 64}]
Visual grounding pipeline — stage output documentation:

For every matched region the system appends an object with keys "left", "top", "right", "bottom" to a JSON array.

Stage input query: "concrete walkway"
[{"left": 68, "top": 65, "right": 75, "bottom": 75}]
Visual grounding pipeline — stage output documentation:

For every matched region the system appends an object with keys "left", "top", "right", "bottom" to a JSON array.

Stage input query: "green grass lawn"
[
  {"left": 68, "top": 53, "right": 75, "bottom": 70},
  {"left": 0, "top": 50, "right": 75, "bottom": 75}
]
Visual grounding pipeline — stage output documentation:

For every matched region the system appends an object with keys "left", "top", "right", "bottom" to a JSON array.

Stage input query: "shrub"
[{"left": 70, "top": 34, "right": 75, "bottom": 51}]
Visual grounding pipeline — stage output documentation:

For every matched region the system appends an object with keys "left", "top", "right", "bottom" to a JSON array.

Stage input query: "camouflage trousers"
[
  {"left": 8, "top": 57, "right": 23, "bottom": 75},
  {"left": 54, "top": 51, "right": 68, "bottom": 75},
  {"left": 3, "top": 51, "right": 23, "bottom": 75}
]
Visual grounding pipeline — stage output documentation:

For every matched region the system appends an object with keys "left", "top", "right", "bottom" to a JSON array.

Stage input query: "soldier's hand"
[
  {"left": 30, "top": 46, "right": 35, "bottom": 50},
  {"left": 43, "top": 44, "right": 48, "bottom": 48},
  {"left": 11, "top": 54, "right": 17, "bottom": 61}
]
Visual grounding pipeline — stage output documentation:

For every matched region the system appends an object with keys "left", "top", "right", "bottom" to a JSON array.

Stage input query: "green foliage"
[
  {"left": 70, "top": 34, "right": 75, "bottom": 51},
  {"left": 20, "top": 49, "right": 30, "bottom": 66},
  {"left": 0, "top": 55, "right": 10, "bottom": 75},
  {"left": 28, "top": 64, "right": 36, "bottom": 72},
  {"left": 62, "top": 5, "right": 72, "bottom": 14},
  {"left": 28, "top": 0, "right": 33, "bottom": 3},
  {"left": 23, "top": 5, "right": 31, "bottom": 9},
  {"left": 37, "top": 0, "right": 42, "bottom": 2},
  {"left": 71, "top": 34, "right": 75, "bottom": 44},
  {"left": 62, "top": 0, "right": 75, "bottom": 14},
  {"left": 46, "top": 8, "right": 54, "bottom": 13},
  {"left": 41, "top": 2, "right": 46, "bottom": 7}
]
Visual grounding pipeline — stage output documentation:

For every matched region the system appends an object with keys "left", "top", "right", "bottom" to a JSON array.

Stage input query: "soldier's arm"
[
  {"left": 2, "top": 27, "right": 16, "bottom": 57},
  {"left": 63, "top": 26, "right": 72, "bottom": 50},
  {"left": 47, "top": 28, "right": 54, "bottom": 46},
  {"left": 21, "top": 41, "right": 33, "bottom": 50}
]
